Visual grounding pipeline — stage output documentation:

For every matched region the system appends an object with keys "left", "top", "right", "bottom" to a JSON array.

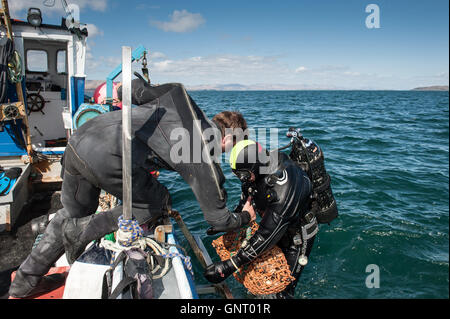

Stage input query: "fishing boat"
[
  {"left": 0, "top": 0, "right": 91, "bottom": 229},
  {"left": 0, "top": 0, "right": 225, "bottom": 299}
]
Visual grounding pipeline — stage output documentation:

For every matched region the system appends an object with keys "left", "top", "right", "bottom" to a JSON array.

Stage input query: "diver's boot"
[
  {"left": 9, "top": 210, "right": 67, "bottom": 298},
  {"left": 61, "top": 215, "right": 95, "bottom": 265},
  {"left": 9, "top": 270, "right": 66, "bottom": 298}
]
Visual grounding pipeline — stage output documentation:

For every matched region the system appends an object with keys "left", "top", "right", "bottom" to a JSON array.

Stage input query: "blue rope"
[
  {"left": 110, "top": 216, "right": 144, "bottom": 265},
  {"left": 161, "top": 251, "right": 194, "bottom": 277},
  {"left": 116, "top": 216, "right": 144, "bottom": 247}
]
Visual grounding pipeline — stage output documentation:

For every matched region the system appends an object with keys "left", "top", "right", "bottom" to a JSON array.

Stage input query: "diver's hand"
[
  {"left": 243, "top": 197, "right": 256, "bottom": 221},
  {"left": 203, "top": 259, "right": 237, "bottom": 284}
]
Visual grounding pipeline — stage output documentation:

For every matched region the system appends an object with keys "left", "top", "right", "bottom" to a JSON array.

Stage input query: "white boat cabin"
[
  {"left": 0, "top": 11, "right": 88, "bottom": 231},
  {"left": 10, "top": 18, "right": 88, "bottom": 154}
]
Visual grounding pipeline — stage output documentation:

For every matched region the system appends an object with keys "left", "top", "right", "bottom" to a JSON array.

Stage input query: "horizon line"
[{"left": 84, "top": 80, "right": 449, "bottom": 92}]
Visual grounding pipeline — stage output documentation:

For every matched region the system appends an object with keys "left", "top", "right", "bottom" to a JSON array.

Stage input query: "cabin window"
[
  {"left": 57, "top": 50, "right": 67, "bottom": 74},
  {"left": 27, "top": 50, "right": 48, "bottom": 72}
]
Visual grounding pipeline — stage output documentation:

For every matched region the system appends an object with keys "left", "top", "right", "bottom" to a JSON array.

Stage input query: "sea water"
[
  {"left": 90, "top": 89, "right": 449, "bottom": 298},
  {"left": 169, "top": 90, "right": 449, "bottom": 299}
]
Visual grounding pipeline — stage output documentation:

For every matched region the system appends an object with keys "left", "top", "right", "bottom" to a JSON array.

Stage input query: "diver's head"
[
  {"left": 212, "top": 111, "right": 248, "bottom": 153},
  {"left": 229, "top": 140, "right": 270, "bottom": 183}
]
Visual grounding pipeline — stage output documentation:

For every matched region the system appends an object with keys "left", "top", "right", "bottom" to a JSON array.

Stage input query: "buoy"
[{"left": 93, "top": 82, "right": 122, "bottom": 108}]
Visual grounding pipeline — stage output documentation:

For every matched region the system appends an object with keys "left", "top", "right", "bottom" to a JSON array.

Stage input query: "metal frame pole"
[{"left": 121, "top": 46, "right": 132, "bottom": 221}]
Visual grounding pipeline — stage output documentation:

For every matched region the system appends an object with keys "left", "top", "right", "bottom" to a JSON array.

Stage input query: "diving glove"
[
  {"left": 206, "top": 211, "right": 251, "bottom": 235},
  {"left": 203, "top": 257, "right": 241, "bottom": 284}
]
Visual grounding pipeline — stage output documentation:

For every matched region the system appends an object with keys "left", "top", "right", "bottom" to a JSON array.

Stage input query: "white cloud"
[
  {"left": 86, "top": 51, "right": 120, "bottom": 76},
  {"left": 343, "top": 71, "right": 361, "bottom": 76},
  {"left": 436, "top": 72, "right": 449, "bottom": 78},
  {"left": 153, "top": 60, "right": 174, "bottom": 71},
  {"left": 85, "top": 46, "right": 98, "bottom": 70},
  {"left": 295, "top": 66, "right": 307, "bottom": 73},
  {"left": 151, "top": 55, "right": 273, "bottom": 75},
  {"left": 151, "top": 9, "right": 205, "bottom": 33},
  {"left": 85, "top": 23, "right": 103, "bottom": 38},
  {"left": 147, "top": 54, "right": 289, "bottom": 85},
  {"left": 86, "top": 51, "right": 419, "bottom": 89},
  {"left": 86, "top": 51, "right": 436, "bottom": 90},
  {"left": 149, "top": 51, "right": 166, "bottom": 60}
]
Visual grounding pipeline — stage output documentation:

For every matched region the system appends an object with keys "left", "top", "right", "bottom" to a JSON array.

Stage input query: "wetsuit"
[
  {"left": 205, "top": 152, "right": 319, "bottom": 298},
  {"left": 9, "top": 81, "right": 249, "bottom": 298}
]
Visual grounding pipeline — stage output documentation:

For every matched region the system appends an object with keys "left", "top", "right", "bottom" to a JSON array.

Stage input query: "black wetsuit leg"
[
  {"left": 277, "top": 235, "right": 316, "bottom": 299},
  {"left": 9, "top": 147, "right": 101, "bottom": 297},
  {"left": 11, "top": 143, "right": 170, "bottom": 297},
  {"left": 60, "top": 147, "right": 102, "bottom": 218}
]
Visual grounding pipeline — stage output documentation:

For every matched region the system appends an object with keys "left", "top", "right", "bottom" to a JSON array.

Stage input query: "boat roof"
[{"left": 11, "top": 18, "right": 88, "bottom": 37}]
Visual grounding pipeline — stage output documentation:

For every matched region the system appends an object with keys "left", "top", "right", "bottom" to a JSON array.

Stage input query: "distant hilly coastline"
[
  {"left": 85, "top": 80, "right": 449, "bottom": 92},
  {"left": 184, "top": 83, "right": 344, "bottom": 91},
  {"left": 411, "top": 85, "right": 449, "bottom": 91},
  {"left": 85, "top": 81, "right": 342, "bottom": 91}
]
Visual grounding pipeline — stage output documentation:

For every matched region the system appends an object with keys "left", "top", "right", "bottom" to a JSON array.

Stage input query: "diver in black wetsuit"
[
  {"left": 9, "top": 79, "right": 251, "bottom": 298},
  {"left": 204, "top": 140, "right": 319, "bottom": 298}
]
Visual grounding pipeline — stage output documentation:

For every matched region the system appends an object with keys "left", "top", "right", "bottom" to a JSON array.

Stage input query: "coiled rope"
[{"left": 115, "top": 216, "right": 144, "bottom": 247}]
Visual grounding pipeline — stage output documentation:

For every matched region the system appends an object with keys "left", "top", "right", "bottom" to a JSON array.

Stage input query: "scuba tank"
[{"left": 286, "top": 128, "right": 338, "bottom": 224}]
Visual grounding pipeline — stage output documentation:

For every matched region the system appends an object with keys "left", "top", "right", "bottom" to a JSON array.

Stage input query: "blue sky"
[{"left": 11, "top": 0, "right": 449, "bottom": 89}]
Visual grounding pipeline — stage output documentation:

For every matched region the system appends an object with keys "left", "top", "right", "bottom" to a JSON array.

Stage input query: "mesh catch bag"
[{"left": 212, "top": 221, "right": 295, "bottom": 295}]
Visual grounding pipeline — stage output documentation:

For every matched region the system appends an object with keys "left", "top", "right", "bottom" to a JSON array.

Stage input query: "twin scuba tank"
[{"left": 286, "top": 128, "right": 338, "bottom": 224}]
